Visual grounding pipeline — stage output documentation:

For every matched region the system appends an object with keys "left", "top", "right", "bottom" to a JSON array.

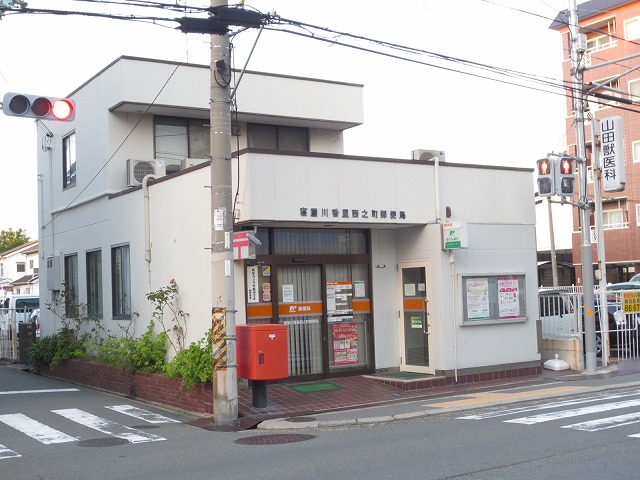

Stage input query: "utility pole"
[
  {"left": 568, "top": 0, "right": 597, "bottom": 373},
  {"left": 210, "top": 0, "right": 237, "bottom": 424}
]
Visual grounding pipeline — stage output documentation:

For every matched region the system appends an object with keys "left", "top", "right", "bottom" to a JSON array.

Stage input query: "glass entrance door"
[
  {"left": 399, "top": 261, "right": 434, "bottom": 374},
  {"left": 277, "top": 266, "right": 324, "bottom": 376}
]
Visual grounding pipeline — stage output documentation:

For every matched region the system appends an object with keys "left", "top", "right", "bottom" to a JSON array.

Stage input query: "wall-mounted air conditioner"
[
  {"left": 126, "top": 159, "right": 167, "bottom": 187},
  {"left": 411, "top": 149, "right": 446, "bottom": 162},
  {"left": 181, "top": 158, "right": 210, "bottom": 169}
]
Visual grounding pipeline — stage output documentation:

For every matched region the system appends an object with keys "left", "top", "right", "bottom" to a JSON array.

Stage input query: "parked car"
[
  {"left": 0, "top": 295, "right": 39, "bottom": 338},
  {"left": 539, "top": 288, "right": 627, "bottom": 356}
]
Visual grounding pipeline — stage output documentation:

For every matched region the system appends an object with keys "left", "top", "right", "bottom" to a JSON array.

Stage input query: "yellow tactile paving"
[{"left": 426, "top": 385, "right": 591, "bottom": 409}]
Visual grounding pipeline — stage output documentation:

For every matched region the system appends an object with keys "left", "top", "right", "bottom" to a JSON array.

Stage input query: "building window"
[
  {"left": 64, "top": 254, "right": 79, "bottom": 317},
  {"left": 630, "top": 79, "right": 640, "bottom": 102},
  {"left": 247, "top": 124, "right": 309, "bottom": 152},
  {"left": 636, "top": 204, "right": 640, "bottom": 226},
  {"left": 29, "top": 259, "right": 34, "bottom": 270},
  {"left": 154, "top": 116, "right": 210, "bottom": 166},
  {"left": 603, "top": 208, "right": 625, "bottom": 229},
  {"left": 583, "top": 17, "right": 616, "bottom": 53},
  {"left": 587, "top": 77, "right": 620, "bottom": 110},
  {"left": 16, "top": 263, "right": 25, "bottom": 273},
  {"left": 86, "top": 249, "right": 103, "bottom": 318},
  {"left": 633, "top": 141, "right": 640, "bottom": 163},
  {"left": 626, "top": 17, "right": 640, "bottom": 40},
  {"left": 63, "top": 132, "right": 76, "bottom": 189},
  {"left": 111, "top": 244, "right": 131, "bottom": 319}
]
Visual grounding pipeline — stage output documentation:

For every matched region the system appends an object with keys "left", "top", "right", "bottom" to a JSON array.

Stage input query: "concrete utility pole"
[
  {"left": 210, "top": 0, "right": 238, "bottom": 424},
  {"left": 568, "top": 0, "right": 597, "bottom": 373}
]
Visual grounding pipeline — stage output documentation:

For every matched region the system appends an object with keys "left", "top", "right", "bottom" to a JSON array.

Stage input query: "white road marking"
[
  {"left": 457, "top": 390, "right": 640, "bottom": 420},
  {"left": 105, "top": 405, "right": 180, "bottom": 424},
  {"left": 52, "top": 408, "right": 166, "bottom": 443},
  {"left": 0, "top": 413, "right": 78, "bottom": 444},
  {"left": 0, "top": 444, "right": 21, "bottom": 459},
  {"left": 505, "top": 398, "right": 640, "bottom": 425},
  {"left": 563, "top": 412, "right": 640, "bottom": 432},
  {"left": 0, "top": 388, "right": 79, "bottom": 395}
]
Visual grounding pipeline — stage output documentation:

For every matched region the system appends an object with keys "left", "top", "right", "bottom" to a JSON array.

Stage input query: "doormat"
[
  {"left": 288, "top": 381, "right": 342, "bottom": 393},
  {"left": 373, "top": 372, "right": 425, "bottom": 379}
]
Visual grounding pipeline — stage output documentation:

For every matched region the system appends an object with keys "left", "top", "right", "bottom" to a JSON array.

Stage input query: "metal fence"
[
  {"left": 0, "top": 308, "right": 38, "bottom": 362},
  {"left": 540, "top": 290, "right": 640, "bottom": 360}
]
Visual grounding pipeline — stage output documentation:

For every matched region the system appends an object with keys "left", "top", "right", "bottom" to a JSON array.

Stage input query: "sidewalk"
[{"left": 236, "top": 361, "right": 640, "bottom": 430}]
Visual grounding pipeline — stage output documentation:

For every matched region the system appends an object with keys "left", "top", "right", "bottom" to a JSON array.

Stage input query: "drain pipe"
[
  {"left": 142, "top": 174, "right": 157, "bottom": 295},
  {"left": 450, "top": 250, "right": 458, "bottom": 383}
]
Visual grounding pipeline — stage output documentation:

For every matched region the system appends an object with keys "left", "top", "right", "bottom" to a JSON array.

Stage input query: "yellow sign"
[{"left": 623, "top": 291, "right": 640, "bottom": 313}]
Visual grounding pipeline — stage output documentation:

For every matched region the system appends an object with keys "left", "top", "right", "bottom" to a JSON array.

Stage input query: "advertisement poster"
[
  {"left": 466, "top": 278, "right": 490, "bottom": 320},
  {"left": 332, "top": 323, "right": 358, "bottom": 365},
  {"left": 498, "top": 278, "right": 520, "bottom": 318}
]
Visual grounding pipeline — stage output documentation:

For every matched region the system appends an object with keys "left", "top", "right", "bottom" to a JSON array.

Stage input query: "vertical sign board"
[
  {"left": 600, "top": 116, "right": 625, "bottom": 192},
  {"left": 442, "top": 221, "right": 468, "bottom": 250}
]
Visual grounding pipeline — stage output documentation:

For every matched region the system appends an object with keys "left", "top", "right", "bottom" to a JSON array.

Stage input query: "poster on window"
[
  {"left": 332, "top": 323, "right": 358, "bottom": 365},
  {"left": 466, "top": 278, "right": 490, "bottom": 320},
  {"left": 498, "top": 277, "right": 520, "bottom": 318}
]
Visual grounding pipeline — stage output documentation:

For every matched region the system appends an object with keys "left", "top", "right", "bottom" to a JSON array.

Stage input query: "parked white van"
[{"left": 0, "top": 295, "right": 40, "bottom": 336}]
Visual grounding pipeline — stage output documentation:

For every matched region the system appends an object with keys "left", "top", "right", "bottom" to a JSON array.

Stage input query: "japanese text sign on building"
[
  {"left": 442, "top": 221, "right": 468, "bottom": 250},
  {"left": 600, "top": 116, "right": 625, "bottom": 192}
]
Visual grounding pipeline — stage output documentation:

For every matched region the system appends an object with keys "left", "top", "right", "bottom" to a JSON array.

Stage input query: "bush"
[
  {"left": 97, "top": 321, "right": 167, "bottom": 373},
  {"left": 164, "top": 329, "right": 212, "bottom": 389},
  {"left": 26, "top": 327, "right": 87, "bottom": 372}
]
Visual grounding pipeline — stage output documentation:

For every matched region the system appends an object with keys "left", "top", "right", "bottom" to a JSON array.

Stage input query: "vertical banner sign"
[
  {"left": 600, "top": 116, "right": 625, "bottom": 192},
  {"left": 246, "top": 265, "right": 258, "bottom": 303}
]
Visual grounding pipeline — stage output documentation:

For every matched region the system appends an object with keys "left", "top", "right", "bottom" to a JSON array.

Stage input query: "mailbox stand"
[{"left": 236, "top": 324, "right": 288, "bottom": 408}]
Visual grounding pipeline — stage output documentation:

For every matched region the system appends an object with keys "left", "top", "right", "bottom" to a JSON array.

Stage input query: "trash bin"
[{"left": 237, "top": 324, "right": 288, "bottom": 408}]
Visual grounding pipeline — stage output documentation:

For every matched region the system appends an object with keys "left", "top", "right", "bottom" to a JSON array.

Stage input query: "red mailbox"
[{"left": 237, "top": 324, "right": 288, "bottom": 380}]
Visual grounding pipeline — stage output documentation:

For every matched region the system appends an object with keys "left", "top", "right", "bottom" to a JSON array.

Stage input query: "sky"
[{"left": 0, "top": 0, "right": 575, "bottom": 243}]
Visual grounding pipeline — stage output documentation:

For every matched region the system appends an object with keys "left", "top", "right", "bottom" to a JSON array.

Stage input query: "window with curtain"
[
  {"left": 64, "top": 254, "right": 79, "bottom": 317},
  {"left": 111, "top": 245, "right": 131, "bottom": 319},
  {"left": 63, "top": 132, "right": 76, "bottom": 189},
  {"left": 86, "top": 249, "right": 103, "bottom": 318}
]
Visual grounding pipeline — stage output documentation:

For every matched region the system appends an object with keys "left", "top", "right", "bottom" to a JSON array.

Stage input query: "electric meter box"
[{"left": 237, "top": 324, "right": 288, "bottom": 380}]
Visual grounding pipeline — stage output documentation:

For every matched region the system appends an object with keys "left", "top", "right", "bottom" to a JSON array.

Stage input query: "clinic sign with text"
[{"left": 600, "top": 116, "right": 625, "bottom": 193}]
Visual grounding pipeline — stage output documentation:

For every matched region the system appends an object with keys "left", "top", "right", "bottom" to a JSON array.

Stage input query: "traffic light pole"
[
  {"left": 210, "top": 0, "right": 238, "bottom": 424},
  {"left": 569, "top": 0, "right": 597, "bottom": 373}
]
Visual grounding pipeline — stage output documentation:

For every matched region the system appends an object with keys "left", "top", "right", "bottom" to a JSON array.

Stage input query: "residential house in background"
[
  {"left": 551, "top": 0, "right": 640, "bottom": 284},
  {"left": 0, "top": 239, "right": 39, "bottom": 298},
  {"left": 35, "top": 56, "right": 542, "bottom": 383}
]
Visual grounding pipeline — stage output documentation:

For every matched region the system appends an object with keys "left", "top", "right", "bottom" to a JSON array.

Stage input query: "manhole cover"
[
  {"left": 285, "top": 417, "right": 317, "bottom": 423},
  {"left": 130, "top": 424, "right": 161, "bottom": 429},
  {"left": 77, "top": 438, "right": 129, "bottom": 448},
  {"left": 235, "top": 434, "right": 315, "bottom": 445}
]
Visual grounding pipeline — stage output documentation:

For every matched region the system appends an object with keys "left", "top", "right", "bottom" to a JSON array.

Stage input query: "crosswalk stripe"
[
  {"left": 562, "top": 412, "right": 640, "bottom": 432},
  {"left": 505, "top": 398, "right": 640, "bottom": 425},
  {"left": 0, "top": 413, "right": 78, "bottom": 444},
  {"left": 52, "top": 408, "right": 166, "bottom": 444},
  {"left": 457, "top": 390, "right": 640, "bottom": 420},
  {"left": 105, "top": 405, "right": 180, "bottom": 424},
  {"left": 0, "top": 444, "right": 21, "bottom": 459}
]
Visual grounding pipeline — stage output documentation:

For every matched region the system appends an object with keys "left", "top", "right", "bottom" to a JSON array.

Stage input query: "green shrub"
[
  {"left": 97, "top": 321, "right": 167, "bottom": 373},
  {"left": 164, "top": 329, "right": 212, "bottom": 389}
]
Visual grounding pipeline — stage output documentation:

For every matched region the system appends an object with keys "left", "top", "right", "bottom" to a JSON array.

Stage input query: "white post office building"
[{"left": 37, "top": 56, "right": 541, "bottom": 381}]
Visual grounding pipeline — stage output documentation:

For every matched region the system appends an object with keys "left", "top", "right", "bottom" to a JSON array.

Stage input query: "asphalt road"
[{"left": 2, "top": 365, "right": 640, "bottom": 479}]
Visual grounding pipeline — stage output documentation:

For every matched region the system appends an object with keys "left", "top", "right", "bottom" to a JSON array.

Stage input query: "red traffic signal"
[
  {"left": 2, "top": 92, "right": 75, "bottom": 121},
  {"left": 536, "top": 158, "right": 555, "bottom": 197},
  {"left": 556, "top": 157, "right": 575, "bottom": 197}
]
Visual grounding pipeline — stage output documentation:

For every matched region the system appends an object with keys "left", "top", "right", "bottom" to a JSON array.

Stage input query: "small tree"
[{"left": 146, "top": 279, "right": 188, "bottom": 354}]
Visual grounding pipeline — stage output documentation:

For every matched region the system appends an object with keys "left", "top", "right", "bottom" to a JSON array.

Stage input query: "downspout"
[{"left": 142, "top": 174, "right": 157, "bottom": 295}]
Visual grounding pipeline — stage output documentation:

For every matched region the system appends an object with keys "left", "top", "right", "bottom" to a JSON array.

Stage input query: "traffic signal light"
[
  {"left": 536, "top": 157, "right": 555, "bottom": 197},
  {"left": 2, "top": 92, "right": 75, "bottom": 121},
  {"left": 556, "top": 157, "right": 575, "bottom": 196}
]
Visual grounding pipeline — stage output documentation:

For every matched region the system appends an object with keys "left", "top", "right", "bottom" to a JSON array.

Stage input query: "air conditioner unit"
[
  {"left": 181, "top": 158, "right": 210, "bottom": 169},
  {"left": 411, "top": 149, "right": 446, "bottom": 161},
  {"left": 126, "top": 159, "right": 166, "bottom": 187}
]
